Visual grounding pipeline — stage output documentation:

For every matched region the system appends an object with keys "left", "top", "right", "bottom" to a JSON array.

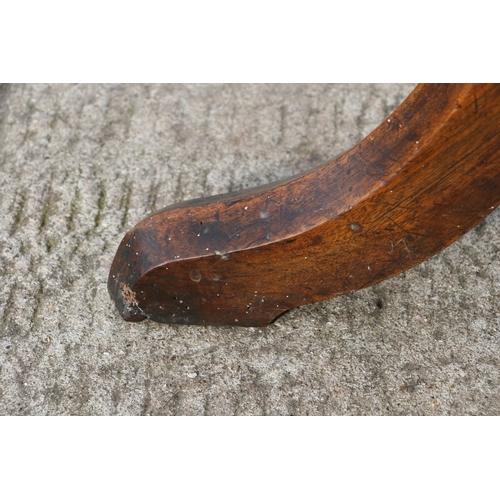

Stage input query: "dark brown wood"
[{"left": 108, "top": 84, "right": 500, "bottom": 327}]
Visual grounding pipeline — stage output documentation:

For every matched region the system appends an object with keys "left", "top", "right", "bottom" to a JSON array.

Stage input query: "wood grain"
[{"left": 108, "top": 84, "right": 500, "bottom": 327}]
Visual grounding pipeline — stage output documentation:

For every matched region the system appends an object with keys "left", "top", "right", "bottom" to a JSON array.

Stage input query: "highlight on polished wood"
[{"left": 108, "top": 84, "right": 500, "bottom": 327}]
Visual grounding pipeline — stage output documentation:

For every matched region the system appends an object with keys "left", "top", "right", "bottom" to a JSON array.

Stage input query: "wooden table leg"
[{"left": 108, "top": 84, "right": 500, "bottom": 327}]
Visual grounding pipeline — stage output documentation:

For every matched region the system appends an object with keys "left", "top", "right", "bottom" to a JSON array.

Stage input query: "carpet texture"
[{"left": 1, "top": 83, "right": 499, "bottom": 415}]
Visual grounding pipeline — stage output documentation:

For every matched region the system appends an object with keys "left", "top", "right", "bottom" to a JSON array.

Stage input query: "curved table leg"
[{"left": 108, "top": 84, "right": 500, "bottom": 327}]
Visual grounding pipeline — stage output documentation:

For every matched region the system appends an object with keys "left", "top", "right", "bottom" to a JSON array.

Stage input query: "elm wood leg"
[{"left": 108, "top": 84, "right": 500, "bottom": 327}]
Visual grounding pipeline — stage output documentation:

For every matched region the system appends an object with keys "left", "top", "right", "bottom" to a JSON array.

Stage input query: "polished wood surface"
[{"left": 108, "top": 84, "right": 500, "bottom": 327}]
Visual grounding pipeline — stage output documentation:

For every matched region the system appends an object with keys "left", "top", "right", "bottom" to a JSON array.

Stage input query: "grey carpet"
[{"left": 1, "top": 83, "right": 499, "bottom": 415}]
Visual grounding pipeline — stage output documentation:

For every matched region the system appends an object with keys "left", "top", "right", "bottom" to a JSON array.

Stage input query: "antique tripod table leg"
[{"left": 108, "top": 84, "right": 500, "bottom": 327}]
